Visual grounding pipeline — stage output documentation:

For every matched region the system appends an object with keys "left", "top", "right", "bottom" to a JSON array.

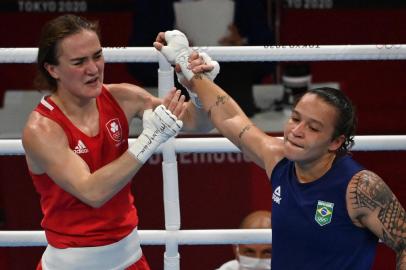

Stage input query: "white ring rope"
[
  {"left": 0, "top": 136, "right": 405, "bottom": 156},
  {"left": 1, "top": 45, "right": 406, "bottom": 63},
  {"left": 0, "top": 229, "right": 272, "bottom": 247}
]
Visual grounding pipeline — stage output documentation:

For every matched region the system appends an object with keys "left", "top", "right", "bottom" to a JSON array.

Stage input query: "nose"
[
  {"left": 85, "top": 59, "right": 98, "bottom": 74},
  {"left": 291, "top": 121, "right": 305, "bottom": 137}
]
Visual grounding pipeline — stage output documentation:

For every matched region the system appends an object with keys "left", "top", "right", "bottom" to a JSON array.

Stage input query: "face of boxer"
[
  {"left": 283, "top": 93, "right": 344, "bottom": 163},
  {"left": 45, "top": 29, "right": 104, "bottom": 99}
]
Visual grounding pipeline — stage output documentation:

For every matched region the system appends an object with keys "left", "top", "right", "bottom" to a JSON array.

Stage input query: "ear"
[
  {"left": 328, "top": 134, "right": 345, "bottom": 152},
  {"left": 44, "top": 62, "right": 59, "bottom": 80}
]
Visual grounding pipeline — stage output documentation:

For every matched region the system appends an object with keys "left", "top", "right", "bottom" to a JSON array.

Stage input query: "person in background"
[{"left": 217, "top": 210, "right": 272, "bottom": 270}]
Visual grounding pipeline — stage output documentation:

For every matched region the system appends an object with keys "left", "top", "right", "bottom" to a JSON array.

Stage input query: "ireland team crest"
[
  {"left": 106, "top": 118, "right": 122, "bottom": 142},
  {"left": 315, "top": 200, "right": 334, "bottom": 226}
]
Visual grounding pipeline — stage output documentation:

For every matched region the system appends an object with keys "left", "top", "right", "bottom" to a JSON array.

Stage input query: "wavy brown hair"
[{"left": 34, "top": 14, "right": 100, "bottom": 92}]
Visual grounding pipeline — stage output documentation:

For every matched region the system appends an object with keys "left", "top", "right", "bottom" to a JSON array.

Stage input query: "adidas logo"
[
  {"left": 272, "top": 186, "right": 282, "bottom": 204},
  {"left": 74, "top": 140, "right": 89, "bottom": 154}
]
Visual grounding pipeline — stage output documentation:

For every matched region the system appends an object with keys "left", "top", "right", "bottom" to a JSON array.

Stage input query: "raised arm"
[
  {"left": 154, "top": 30, "right": 284, "bottom": 175},
  {"left": 347, "top": 170, "right": 406, "bottom": 269},
  {"left": 192, "top": 75, "right": 285, "bottom": 171}
]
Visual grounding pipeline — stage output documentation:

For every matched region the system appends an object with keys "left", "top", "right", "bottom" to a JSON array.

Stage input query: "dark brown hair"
[{"left": 34, "top": 14, "right": 100, "bottom": 91}]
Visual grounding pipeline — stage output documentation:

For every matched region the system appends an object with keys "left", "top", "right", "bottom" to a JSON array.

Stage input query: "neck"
[
  {"left": 295, "top": 153, "right": 336, "bottom": 183},
  {"left": 51, "top": 91, "right": 96, "bottom": 117},
  {"left": 50, "top": 91, "right": 100, "bottom": 137}
]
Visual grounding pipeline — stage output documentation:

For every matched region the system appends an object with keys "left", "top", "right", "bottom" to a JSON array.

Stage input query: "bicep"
[
  {"left": 222, "top": 118, "right": 284, "bottom": 176},
  {"left": 107, "top": 83, "right": 158, "bottom": 120},
  {"left": 23, "top": 119, "right": 91, "bottom": 198},
  {"left": 347, "top": 170, "right": 406, "bottom": 253}
]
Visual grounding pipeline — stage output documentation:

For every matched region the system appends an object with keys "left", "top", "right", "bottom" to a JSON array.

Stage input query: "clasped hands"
[{"left": 153, "top": 30, "right": 220, "bottom": 89}]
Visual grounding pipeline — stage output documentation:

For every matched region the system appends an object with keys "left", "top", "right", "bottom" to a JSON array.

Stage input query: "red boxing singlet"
[{"left": 31, "top": 86, "right": 138, "bottom": 248}]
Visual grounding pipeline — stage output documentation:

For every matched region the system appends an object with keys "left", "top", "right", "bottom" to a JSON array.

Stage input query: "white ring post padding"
[
  {"left": 0, "top": 229, "right": 272, "bottom": 247},
  {"left": 1, "top": 136, "right": 406, "bottom": 155},
  {"left": 1, "top": 45, "right": 406, "bottom": 63},
  {"left": 164, "top": 252, "right": 180, "bottom": 269},
  {"left": 158, "top": 56, "right": 180, "bottom": 270},
  {"left": 162, "top": 140, "right": 181, "bottom": 231},
  {"left": 162, "top": 143, "right": 181, "bottom": 270}
]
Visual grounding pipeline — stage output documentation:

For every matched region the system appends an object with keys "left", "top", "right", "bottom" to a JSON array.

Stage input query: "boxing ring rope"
[
  {"left": 1, "top": 136, "right": 406, "bottom": 156},
  {"left": 1, "top": 46, "right": 405, "bottom": 270},
  {"left": 0, "top": 229, "right": 272, "bottom": 247},
  {"left": 1, "top": 45, "right": 406, "bottom": 63}
]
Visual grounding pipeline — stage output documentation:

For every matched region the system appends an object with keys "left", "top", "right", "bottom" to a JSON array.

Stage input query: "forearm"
[
  {"left": 181, "top": 102, "right": 214, "bottom": 133},
  {"left": 190, "top": 75, "right": 253, "bottom": 145},
  {"left": 79, "top": 152, "right": 143, "bottom": 208},
  {"left": 77, "top": 105, "right": 182, "bottom": 208}
]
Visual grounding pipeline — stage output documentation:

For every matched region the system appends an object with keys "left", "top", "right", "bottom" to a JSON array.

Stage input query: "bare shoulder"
[
  {"left": 262, "top": 136, "right": 285, "bottom": 177},
  {"left": 347, "top": 170, "right": 406, "bottom": 262},
  {"left": 23, "top": 111, "right": 68, "bottom": 172},
  {"left": 105, "top": 83, "right": 159, "bottom": 118},
  {"left": 347, "top": 169, "right": 402, "bottom": 226},
  {"left": 239, "top": 125, "right": 284, "bottom": 177},
  {"left": 23, "top": 111, "right": 66, "bottom": 146},
  {"left": 105, "top": 83, "right": 156, "bottom": 103},
  {"left": 347, "top": 170, "right": 389, "bottom": 214},
  {"left": 106, "top": 83, "right": 145, "bottom": 97}
]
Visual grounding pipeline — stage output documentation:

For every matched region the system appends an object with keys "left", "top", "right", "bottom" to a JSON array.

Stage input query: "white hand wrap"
[
  {"left": 198, "top": 52, "right": 220, "bottom": 81},
  {"left": 176, "top": 52, "right": 220, "bottom": 108},
  {"left": 160, "top": 30, "right": 195, "bottom": 81},
  {"left": 128, "top": 105, "right": 183, "bottom": 164}
]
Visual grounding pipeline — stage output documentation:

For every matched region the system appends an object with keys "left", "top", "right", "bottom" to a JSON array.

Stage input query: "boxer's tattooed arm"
[
  {"left": 236, "top": 124, "right": 254, "bottom": 148},
  {"left": 193, "top": 73, "right": 204, "bottom": 80},
  {"left": 238, "top": 124, "right": 253, "bottom": 139},
  {"left": 349, "top": 171, "right": 406, "bottom": 268},
  {"left": 207, "top": 95, "right": 230, "bottom": 119}
]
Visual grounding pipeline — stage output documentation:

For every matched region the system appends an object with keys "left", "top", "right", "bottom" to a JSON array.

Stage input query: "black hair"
[{"left": 293, "top": 87, "right": 357, "bottom": 154}]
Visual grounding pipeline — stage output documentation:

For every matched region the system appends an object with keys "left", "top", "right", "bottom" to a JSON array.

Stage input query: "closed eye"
[
  {"left": 291, "top": 117, "right": 299, "bottom": 122},
  {"left": 93, "top": 52, "right": 103, "bottom": 60},
  {"left": 93, "top": 49, "right": 103, "bottom": 59},
  {"left": 309, "top": 126, "right": 320, "bottom": 132},
  {"left": 73, "top": 60, "right": 84, "bottom": 66}
]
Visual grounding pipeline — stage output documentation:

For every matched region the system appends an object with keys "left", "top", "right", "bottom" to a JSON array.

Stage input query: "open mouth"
[{"left": 85, "top": 77, "right": 98, "bottom": 84}]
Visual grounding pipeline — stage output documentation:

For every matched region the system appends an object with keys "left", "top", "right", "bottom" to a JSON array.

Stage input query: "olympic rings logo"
[{"left": 376, "top": 45, "right": 402, "bottom": 49}]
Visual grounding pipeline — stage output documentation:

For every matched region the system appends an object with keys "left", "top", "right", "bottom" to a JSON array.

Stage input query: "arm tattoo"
[
  {"left": 238, "top": 124, "right": 253, "bottom": 139},
  {"left": 207, "top": 95, "right": 230, "bottom": 119},
  {"left": 349, "top": 171, "right": 406, "bottom": 265},
  {"left": 193, "top": 73, "right": 204, "bottom": 80}
]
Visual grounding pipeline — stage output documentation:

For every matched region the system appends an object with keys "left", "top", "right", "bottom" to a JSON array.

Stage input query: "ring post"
[{"left": 158, "top": 51, "right": 181, "bottom": 270}]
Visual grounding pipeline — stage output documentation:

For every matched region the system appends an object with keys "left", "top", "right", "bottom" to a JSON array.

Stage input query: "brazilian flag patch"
[{"left": 315, "top": 200, "right": 334, "bottom": 226}]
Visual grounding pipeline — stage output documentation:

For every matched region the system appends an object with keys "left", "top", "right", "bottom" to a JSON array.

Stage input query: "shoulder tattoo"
[{"left": 349, "top": 171, "right": 406, "bottom": 254}]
